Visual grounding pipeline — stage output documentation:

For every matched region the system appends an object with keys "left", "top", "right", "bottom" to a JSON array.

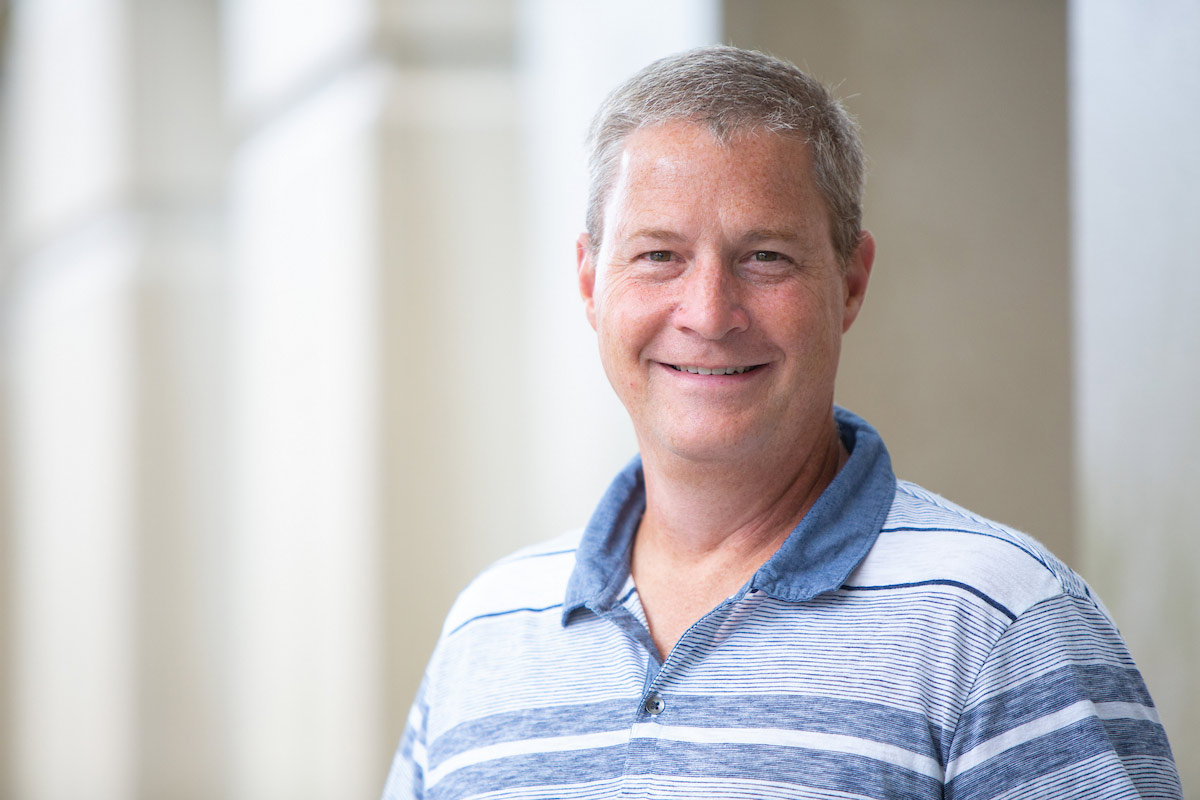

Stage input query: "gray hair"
[{"left": 585, "top": 45, "right": 865, "bottom": 265}]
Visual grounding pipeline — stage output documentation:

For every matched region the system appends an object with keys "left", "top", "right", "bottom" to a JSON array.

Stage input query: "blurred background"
[{"left": 0, "top": 0, "right": 1196, "bottom": 797}]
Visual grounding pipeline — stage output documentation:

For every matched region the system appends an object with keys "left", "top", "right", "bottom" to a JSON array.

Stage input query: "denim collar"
[{"left": 562, "top": 406, "right": 897, "bottom": 623}]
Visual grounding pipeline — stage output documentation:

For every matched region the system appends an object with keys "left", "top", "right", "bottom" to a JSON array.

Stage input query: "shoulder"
[
  {"left": 439, "top": 529, "right": 582, "bottom": 639},
  {"left": 851, "top": 479, "right": 1099, "bottom": 623},
  {"left": 880, "top": 481, "right": 1185, "bottom": 794}
]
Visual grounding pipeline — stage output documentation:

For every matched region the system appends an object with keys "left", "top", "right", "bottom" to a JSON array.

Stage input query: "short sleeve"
[
  {"left": 381, "top": 676, "right": 431, "bottom": 800},
  {"left": 944, "top": 592, "right": 1181, "bottom": 799}
]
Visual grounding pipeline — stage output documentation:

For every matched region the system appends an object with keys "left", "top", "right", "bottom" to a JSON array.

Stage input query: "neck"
[
  {"left": 629, "top": 412, "right": 848, "bottom": 658},
  {"left": 634, "top": 413, "right": 847, "bottom": 575}
]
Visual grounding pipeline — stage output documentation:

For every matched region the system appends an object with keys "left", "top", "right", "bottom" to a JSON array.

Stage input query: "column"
[
  {"left": 0, "top": 1, "right": 227, "bottom": 798},
  {"left": 1071, "top": 0, "right": 1200, "bottom": 786},
  {"left": 223, "top": 1, "right": 528, "bottom": 795},
  {"left": 223, "top": 1, "right": 382, "bottom": 796},
  {"left": 515, "top": 0, "right": 720, "bottom": 549}
]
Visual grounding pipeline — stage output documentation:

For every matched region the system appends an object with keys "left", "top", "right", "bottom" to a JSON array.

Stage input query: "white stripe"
[
  {"left": 630, "top": 723, "right": 944, "bottom": 781},
  {"left": 443, "top": 548, "right": 577, "bottom": 635},
  {"left": 945, "top": 699, "right": 1160, "bottom": 780},
  {"left": 1095, "top": 700, "right": 1163, "bottom": 724},
  {"left": 849, "top": 530, "right": 1061, "bottom": 617},
  {"left": 426, "top": 729, "right": 630, "bottom": 789},
  {"left": 407, "top": 702, "right": 425, "bottom": 734}
]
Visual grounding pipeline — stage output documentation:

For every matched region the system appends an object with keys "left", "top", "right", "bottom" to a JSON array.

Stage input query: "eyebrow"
[
  {"left": 622, "top": 228, "right": 804, "bottom": 243},
  {"left": 623, "top": 228, "right": 688, "bottom": 243},
  {"left": 741, "top": 229, "right": 803, "bottom": 243}
]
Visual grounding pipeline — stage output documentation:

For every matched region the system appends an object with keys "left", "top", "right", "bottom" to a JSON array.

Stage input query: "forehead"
[{"left": 605, "top": 121, "right": 830, "bottom": 241}]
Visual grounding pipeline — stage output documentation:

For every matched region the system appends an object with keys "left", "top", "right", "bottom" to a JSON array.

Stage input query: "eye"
[
  {"left": 645, "top": 251, "right": 673, "bottom": 262},
  {"left": 741, "top": 249, "right": 796, "bottom": 280}
]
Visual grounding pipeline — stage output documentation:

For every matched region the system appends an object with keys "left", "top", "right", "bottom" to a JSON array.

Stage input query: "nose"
[{"left": 673, "top": 256, "right": 749, "bottom": 340}]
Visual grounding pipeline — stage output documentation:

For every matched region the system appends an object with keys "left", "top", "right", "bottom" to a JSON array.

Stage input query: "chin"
[{"left": 657, "top": 425, "right": 765, "bottom": 463}]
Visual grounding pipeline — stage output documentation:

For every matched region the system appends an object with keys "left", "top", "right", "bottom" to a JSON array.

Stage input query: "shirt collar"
[{"left": 562, "top": 406, "right": 897, "bottom": 624}]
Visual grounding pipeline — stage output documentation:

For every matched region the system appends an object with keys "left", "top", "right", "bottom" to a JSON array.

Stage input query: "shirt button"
[{"left": 643, "top": 693, "right": 665, "bottom": 716}]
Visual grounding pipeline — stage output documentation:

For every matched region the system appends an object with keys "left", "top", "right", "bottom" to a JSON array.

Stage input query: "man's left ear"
[{"left": 842, "top": 230, "right": 875, "bottom": 333}]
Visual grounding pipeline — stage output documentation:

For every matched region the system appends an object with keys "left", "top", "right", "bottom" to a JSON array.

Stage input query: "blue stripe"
[
  {"left": 429, "top": 700, "right": 636, "bottom": 765},
  {"left": 428, "top": 693, "right": 949, "bottom": 769},
  {"left": 508, "top": 547, "right": 577, "bottom": 562},
  {"left": 842, "top": 580, "right": 1017, "bottom": 620},
  {"left": 639, "top": 741, "right": 943, "bottom": 797},
  {"left": 434, "top": 745, "right": 628, "bottom": 798},
  {"left": 948, "top": 718, "right": 1117, "bottom": 798},
  {"left": 446, "top": 602, "right": 563, "bottom": 637},
  {"left": 1101, "top": 717, "right": 1176, "bottom": 761},
  {"left": 951, "top": 663, "right": 1156, "bottom": 759},
  {"left": 663, "top": 693, "right": 947, "bottom": 759}
]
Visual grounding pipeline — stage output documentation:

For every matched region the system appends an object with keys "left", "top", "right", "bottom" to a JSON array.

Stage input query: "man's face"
[{"left": 577, "top": 121, "right": 873, "bottom": 465}]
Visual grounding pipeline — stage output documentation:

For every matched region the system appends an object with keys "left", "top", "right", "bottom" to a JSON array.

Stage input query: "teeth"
[{"left": 672, "top": 364, "right": 753, "bottom": 375}]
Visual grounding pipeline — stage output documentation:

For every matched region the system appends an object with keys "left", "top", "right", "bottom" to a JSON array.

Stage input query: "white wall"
[{"left": 1071, "top": 0, "right": 1200, "bottom": 789}]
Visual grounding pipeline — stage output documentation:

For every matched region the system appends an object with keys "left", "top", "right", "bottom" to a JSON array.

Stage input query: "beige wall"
[{"left": 727, "top": 0, "right": 1074, "bottom": 562}]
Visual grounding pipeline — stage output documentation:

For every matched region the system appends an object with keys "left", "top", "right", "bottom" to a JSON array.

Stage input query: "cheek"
[
  {"left": 596, "top": 279, "right": 665, "bottom": 337},
  {"left": 595, "top": 285, "right": 672, "bottom": 392},
  {"left": 759, "top": 286, "right": 843, "bottom": 358}
]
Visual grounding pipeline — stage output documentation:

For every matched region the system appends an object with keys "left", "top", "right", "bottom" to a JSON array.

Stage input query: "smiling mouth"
[{"left": 668, "top": 364, "right": 763, "bottom": 375}]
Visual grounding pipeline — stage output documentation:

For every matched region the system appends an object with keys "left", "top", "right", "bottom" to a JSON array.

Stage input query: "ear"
[
  {"left": 841, "top": 230, "right": 875, "bottom": 333},
  {"left": 577, "top": 233, "right": 598, "bottom": 331}
]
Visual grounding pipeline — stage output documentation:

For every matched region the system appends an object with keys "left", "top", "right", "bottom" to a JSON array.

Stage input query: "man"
[{"left": 382, "top": 46, "right": 1180, "bottom": 799}]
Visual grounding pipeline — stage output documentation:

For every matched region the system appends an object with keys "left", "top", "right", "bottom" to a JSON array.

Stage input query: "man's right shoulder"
[{"left": 439, "top": 530, "right": 584, "bottom": 640}]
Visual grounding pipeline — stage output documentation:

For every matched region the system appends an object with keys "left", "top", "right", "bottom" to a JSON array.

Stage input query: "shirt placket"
[{"left": 607, "top": 587, "right": 746, "bottom": 796}]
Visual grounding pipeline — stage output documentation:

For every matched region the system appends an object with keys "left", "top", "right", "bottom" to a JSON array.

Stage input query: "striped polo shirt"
[{"left": 382, "top": 408, "right": 1180, "bottom": 799}]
